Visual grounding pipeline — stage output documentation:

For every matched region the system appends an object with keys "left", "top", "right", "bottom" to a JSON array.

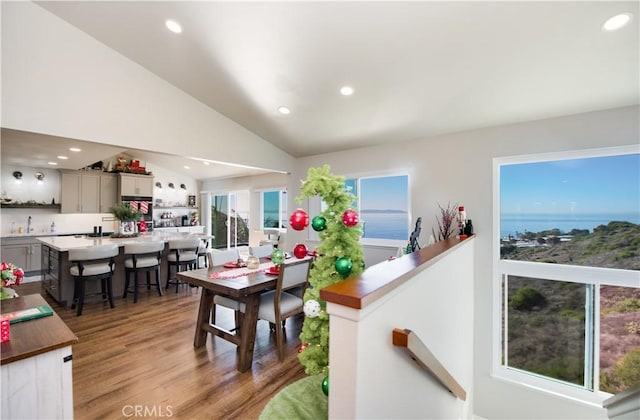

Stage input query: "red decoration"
[
  {"left": 1, "top": 317, "right": 9, "bottom": 343},
  {"left": 297, "top": 342, "right": 309, "bottom": 353},
  {"left": 289, "top": 208, "right": 309, "bottom": 231},
  {"left": 294, "top": 243, "right": 308, "bottom": 259},
  {"left": 342, "top": 209, "right": 359, "bottom": 227}
]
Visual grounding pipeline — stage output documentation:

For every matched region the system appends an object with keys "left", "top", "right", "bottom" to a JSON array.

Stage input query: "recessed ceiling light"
[
  {"left": 203, "top": 161, "right": 210, "bottom": 166},
  {"left": 165, "top": 19, "right": 182, "bottom": 34},
  {"left": 69, "top": 147, "right": 81, "bottom": 152},
  {"left": 184, "top": 165, "right": 190, "bottom": 170},
  {"left": 48, "top": 162, "right": 58, "bottom": 166},
  {"left": 278, "top": 106, "right": 291, "bottom": 115},
  {"left": 340, "top": 86, "right": 354, "bottom": 96},
  {"left": 602, "top": 13, "right": 632, "bottom": 32},
  {"left": 57, "top": 155, "right": 69, "bottom": 160}
]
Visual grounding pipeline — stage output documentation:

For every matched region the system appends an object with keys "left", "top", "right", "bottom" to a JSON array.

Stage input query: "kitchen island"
[{"left": 37, "top": 230, "right": 208, "bottom": 308}]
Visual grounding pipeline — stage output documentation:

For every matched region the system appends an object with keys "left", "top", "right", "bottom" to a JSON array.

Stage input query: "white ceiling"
[{"left": 3, "top": 1, "right": 639, "bottom": 180}]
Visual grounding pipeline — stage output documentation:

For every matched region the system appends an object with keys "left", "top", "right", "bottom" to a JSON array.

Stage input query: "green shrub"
[
  {"left": 603, "top": 298, "right": 640, "bottom": 315},
  {"left": 509, "top": 286, "right": 547, "bottom": 311},
  {"left": 615, "top": 347, "right": 640, "bottom": 388}
]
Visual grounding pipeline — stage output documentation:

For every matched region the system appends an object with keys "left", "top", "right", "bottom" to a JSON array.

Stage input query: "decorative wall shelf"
[{"left": 1, "top": 203, "right": 61, "bottom": 209}]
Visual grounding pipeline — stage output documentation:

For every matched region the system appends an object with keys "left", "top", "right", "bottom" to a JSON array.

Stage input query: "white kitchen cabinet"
[{"left": 118, "top": 173, "right": 154, "bottom": 197}]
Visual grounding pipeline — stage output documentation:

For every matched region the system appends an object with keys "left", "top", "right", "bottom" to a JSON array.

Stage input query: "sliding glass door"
[{"left": 210, "top": 191, "right": 249, "bottom": 249}]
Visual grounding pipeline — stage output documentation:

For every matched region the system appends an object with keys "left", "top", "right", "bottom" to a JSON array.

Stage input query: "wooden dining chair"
[
  {"left": 208, "top": 248, "right": 244, "bottom": 328},
  {"left": 249, "top": 244, "right": 274, "bottom": 259},
  {"left": 257, "top": 258, "right": 312, "bottom": 361}
]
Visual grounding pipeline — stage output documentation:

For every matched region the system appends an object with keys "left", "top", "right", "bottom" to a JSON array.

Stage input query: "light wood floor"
[{"left": 15, "top": 280, "right": 307, "bottom": 419}]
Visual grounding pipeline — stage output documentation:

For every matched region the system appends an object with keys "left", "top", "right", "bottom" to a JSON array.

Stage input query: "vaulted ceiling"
[{"left": 2, "top": 1, "right": 638, "bottom": 179}]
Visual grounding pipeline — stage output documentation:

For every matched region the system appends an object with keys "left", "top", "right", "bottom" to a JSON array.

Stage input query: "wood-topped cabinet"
[
  {"left": 60, "top": 171, "right": 117, "bottom": 213},
  {"left": 118, "top": 173, "right": 153, "bottom": 197}
]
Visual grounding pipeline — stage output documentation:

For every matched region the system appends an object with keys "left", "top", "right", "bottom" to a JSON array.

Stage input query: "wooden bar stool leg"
[
  {"left": 123, "top": 270, "right": 130, "bottom": 299},
  {"left": 76, "top": 279, "right": 86, "bottom": 316},
  {"left": 106, "top": 274, "right": 115, "bottom": 308},
  {"left": 155, "top": 268, "right": 163, "bottom": 296},
  {"left": 133, "top": 270, "right": 139, "bottom": 303}
]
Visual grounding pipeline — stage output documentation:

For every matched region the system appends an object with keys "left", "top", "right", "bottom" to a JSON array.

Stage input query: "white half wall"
[{"left": 327, "top": 238, "right": 475, "bottom": 419}]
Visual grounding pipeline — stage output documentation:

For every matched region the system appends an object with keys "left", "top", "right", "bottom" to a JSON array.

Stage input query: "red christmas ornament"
[
  {"left": 342, "top": 209, "right": 359, "bottom": 227},
  {"left": 297, "top": 342, "right": 309, "bottom": 353},
  {"left": 289, "top": 208, "right": 309, "bottom": 231},
  {"left": 293, "top": 243, "right": 308, "bottom": 259}
]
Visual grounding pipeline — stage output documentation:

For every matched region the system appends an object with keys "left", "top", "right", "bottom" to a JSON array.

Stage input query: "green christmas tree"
[{"left": 297, "top": 165, "right": 364, "bottom": 375}]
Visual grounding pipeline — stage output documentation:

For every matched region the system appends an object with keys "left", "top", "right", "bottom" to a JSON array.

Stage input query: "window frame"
[
  {"left": 314, "top": 172, "right": 411, "bottom": 247},
  {"left": 492, "top": 144, "right": 640, "bottom": 406},
  {"left": 259, "top": 188, "right": 287, "bottom": 230}
]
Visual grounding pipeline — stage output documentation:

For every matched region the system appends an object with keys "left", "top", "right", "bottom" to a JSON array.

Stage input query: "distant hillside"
[{"left": 501, "top": 221, "right": 640, "bottom": 270}]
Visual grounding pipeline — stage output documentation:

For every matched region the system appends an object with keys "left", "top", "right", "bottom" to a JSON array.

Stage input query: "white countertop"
[{"left": 37, "top": 231, "right": 207, "bottom": 251}]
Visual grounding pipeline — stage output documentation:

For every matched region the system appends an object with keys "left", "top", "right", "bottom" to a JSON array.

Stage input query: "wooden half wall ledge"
[{"left": 320, "top": 235, "right": 475, "bottom": 310}]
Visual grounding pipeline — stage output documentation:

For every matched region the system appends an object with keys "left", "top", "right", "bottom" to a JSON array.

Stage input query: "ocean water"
[
  {"left": 500, "top": 213, "right": 640, "bottom": 237},
  {"left": 361, "top": 212, "right": 409, "bottom": 240}
]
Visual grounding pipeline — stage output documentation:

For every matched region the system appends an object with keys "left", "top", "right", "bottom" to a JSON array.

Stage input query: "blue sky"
[
  {"left": 359, "top": 175, "right": 409, "bottom": 212},
  {"left": 501, "top": 153, "right": 640, "bottom": 215}
]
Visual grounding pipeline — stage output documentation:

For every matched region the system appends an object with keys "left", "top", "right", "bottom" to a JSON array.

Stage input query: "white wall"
[
  {"left": 1, "top": 1, "right": 294, "bottom": 175},
  {"left": 291, "top": 105, "right": 638, "bottom": 420}
]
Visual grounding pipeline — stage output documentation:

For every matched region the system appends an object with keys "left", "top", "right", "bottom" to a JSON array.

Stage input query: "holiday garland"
[{"left": 295, "top": 165, "right": 364, "bottom": 376}]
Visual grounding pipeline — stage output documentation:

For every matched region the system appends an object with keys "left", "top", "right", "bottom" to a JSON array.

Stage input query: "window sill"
[{"left": 491, "top": 368, "right": 611, "bottom": 409}]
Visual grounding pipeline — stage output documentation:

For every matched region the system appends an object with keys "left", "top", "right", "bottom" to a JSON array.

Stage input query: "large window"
[
  {"left": 346, "top": 174, "right": 410, "bottom": 243},
  {"left": 494, "top": 146, "right": 640, "bottom": 404},
  {"left": 261, "top": 190, "right": 287, "bottom": 229}
]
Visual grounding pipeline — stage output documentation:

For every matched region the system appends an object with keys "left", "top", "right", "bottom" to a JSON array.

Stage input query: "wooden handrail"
[{"left": 392, "top": 328, "right": 467, "bottom": 401}]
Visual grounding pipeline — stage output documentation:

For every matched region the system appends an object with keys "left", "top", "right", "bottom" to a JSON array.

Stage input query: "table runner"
[{"left": 210, "top": 262, "right": 277, "bottom": 279}]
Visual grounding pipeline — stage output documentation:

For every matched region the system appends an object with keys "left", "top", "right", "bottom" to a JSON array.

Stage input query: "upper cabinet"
[
  {"left": 118, "top": 173, "right": 154, "bottom": 197},
  {"left": 60, "top": 171, "right": 117, "bottom": 213}
]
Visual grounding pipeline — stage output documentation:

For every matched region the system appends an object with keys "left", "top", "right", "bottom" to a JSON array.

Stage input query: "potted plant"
[{"left": 108, "top": 203, "right": 142, "bottom": 235}]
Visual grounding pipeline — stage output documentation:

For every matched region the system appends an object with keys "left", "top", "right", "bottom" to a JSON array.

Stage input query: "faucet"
[{"left": 27, "top": 216, "right": 32, "bottom": 233}]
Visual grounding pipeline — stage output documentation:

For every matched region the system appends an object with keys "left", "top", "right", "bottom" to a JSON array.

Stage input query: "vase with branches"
[{"left": 432, "top": 201, "right": 458, "bottom": 241}]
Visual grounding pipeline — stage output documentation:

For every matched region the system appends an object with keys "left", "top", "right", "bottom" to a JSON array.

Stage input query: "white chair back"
[
  {"left": 209, "top": 248, "right": 240, "bottom": 267},
  {"left": 69, "top": 244, "right": 119, "bottom": 262},
  {"left": 280, "top": 258, "right": 312, "bottom": 290},
  {"left": 124, "top": 241, "right": 165, "bottom": 255},
  {"left": 249, "top": 244, "right": 274, "bottom": 259},
  {"left": 168, "top": 238, "right": 200, "bottom": 251}
]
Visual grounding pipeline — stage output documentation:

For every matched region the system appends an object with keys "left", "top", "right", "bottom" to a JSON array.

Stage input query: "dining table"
[{"left": 176, "top": 258, "right": 284, "bottom": 372}]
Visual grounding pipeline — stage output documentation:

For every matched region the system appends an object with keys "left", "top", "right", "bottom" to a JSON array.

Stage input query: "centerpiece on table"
[
  {"left": 1, "top": 262, "right": 24, "bottom": 299},
  {"left": 108, "top": 202, "right": 142, "bottom": 237}
]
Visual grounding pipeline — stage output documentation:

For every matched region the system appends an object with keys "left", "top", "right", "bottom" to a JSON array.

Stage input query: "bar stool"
[
  {"left": 197, "top": 238, "right": 210, "bottom": 269},
  {"left": 123, "top": 241, "right": 165, "bottom": 303},
  {"left": 165, "top": 237, "right": 200, "bottom": 293},
  {"left": 69, "top": 244, "right": 119, "bottom": 316}
]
